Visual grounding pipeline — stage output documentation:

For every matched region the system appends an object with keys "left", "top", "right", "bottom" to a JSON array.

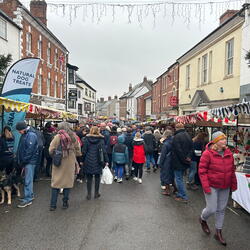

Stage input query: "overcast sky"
[{"left": 22, "top": 0, "right": 243, "bottom": 99}]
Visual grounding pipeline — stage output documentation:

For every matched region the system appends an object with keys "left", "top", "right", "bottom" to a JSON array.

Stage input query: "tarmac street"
[{"left": 0, "top": 171, "right": 249, "bottom": 250}]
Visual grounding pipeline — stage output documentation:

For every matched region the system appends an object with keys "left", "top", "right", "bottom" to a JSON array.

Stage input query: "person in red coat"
[
  {"left": 132, "top": 132, "right": 146, "bottom": 184},
  {"left": 198, "top": 131, "right": 237, "bottom": 246}
]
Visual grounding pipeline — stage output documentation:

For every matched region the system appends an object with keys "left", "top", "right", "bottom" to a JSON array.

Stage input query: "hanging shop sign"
[
  {"left": 84, "top": 102, "right": 91, "bottom": 111},
  {"left": 68, "top": 89, "right": 77, "bottom": 100},
  {"left": 170, "top": 96, "right": 178, "bottom": 106}
]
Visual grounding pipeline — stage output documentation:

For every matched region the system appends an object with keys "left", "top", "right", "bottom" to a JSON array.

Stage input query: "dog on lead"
[{"left": 0, "top": 170, "right": 21, "bottom": 205}]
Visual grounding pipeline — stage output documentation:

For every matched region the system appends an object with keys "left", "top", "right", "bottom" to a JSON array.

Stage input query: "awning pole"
[{"left": 1, "top": 105, "right": 4, "bottom": 134}]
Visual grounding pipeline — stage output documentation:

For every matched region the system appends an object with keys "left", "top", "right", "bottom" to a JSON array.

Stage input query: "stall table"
[{"left": 232, "top": 172, "right": 250, "bottom": 213}]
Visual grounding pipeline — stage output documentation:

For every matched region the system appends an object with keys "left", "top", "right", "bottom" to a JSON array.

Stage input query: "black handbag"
[
  {"left": 52, "top": 143, "right": 63, "bottom": 167},
  {"left": 98, "top": 145, "right": 105, "bottom": 166}
]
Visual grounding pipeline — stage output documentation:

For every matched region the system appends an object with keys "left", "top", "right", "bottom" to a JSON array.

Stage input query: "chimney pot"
[
  {"left": 30, "top": 0, "right": 47, "bottom": 26},
  {"left": 129, "top": 83, "right": 132, "bottom": 92},
  {"left": 219, "top": 10, "right": 238, "bottom": 25}
]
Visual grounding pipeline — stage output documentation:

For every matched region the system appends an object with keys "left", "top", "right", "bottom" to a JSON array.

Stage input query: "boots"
[
  {"left": 199, "top": 217, "right": 211, "bottom": 235},
  {"left": 86, "top": 176, "right": 92, "bottom": 200},
  {"left": 172, "top": 183, "right": 178, "bottom": 194},
  {"left": 94, "top": 175, "right": 101, "bottom": 199},
  {"left": 162, "top": 185, "right": 171, "bottom": 196},
  {"left": 214, "top": 229, "right": 227, "bottom": 246}
]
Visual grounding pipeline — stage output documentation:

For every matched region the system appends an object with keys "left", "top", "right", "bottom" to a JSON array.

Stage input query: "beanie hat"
[
  {"left": 212, "top": 131, "right": 226, "bottom": 144},
  {"left": 117, "top": 128, "right": 122, "bottom": 133},
  {"left": 16, "top": 121, "right": 27, "bottom": 131},
  {"left": 122, "top": 127, "right": 127, "bottom": 132},
  {"left": 118, "top": 135, "right": 125, "bottom": 144}
]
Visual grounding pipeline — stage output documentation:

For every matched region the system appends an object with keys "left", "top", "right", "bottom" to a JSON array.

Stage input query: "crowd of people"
[{"left": 0, "top": 120, "right": 237, "bottom": 246}]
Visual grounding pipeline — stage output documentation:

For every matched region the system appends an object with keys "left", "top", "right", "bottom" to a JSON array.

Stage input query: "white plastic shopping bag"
[{"left": 101, "top": 166, "right": 113, "bottom": 184}]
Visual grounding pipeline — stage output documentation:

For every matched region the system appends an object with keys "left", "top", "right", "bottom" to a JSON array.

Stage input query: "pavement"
[{"left": 0, "top": 170, "right": 249, "bottom": 250}]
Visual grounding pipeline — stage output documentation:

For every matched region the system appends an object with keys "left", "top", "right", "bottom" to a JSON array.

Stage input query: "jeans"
[
  {"left": 50, "top": 188, "right": 70, "bottom": 208},
  {"left": 23, "top": 164, "right": 36, "bottom": 202},
  {"left": 115, "top": 164, "right": 124, "bottom": 179},
  {"left": 133, "top": 162, "right": 143, "bottom": 178},
  {"left": 34, "top": 148, "right": 43, "bottom": 180},
  {"left": 174, "top": 169, "right": 188, "bottom": 200},
  {"left": 201, "top": 187, "right": 230, "bottom": 229},
  {"left": 146, "top": 154, "right": 156, "bottom": 169},
  {"left": 188, "top": 161, "right": 197, "bottom": 184}
]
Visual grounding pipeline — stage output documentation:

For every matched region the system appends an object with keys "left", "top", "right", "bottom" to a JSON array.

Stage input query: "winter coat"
[
  {"left": 132, "top": 138, "right": 146, "bottom": 164},
  {"left": 159, "top": 137, "right": 174, "bottom": 185},
  {"left": 112, "top": 136, "right": 129, "bottom": 165},
  {"left": 199, "top": 142, "right": 237, "bottom": 194},
  {"left": 43, "top": 130, "right": 53, "bottom": 159},
  {"left": 49, "top": 134, "right": 81, "bottom": 189},
  {"left": 172, "top": 129, "right": 193, "bottom": 171},
  {"left": 82, "top": 134, "right": 109, "bottom": 175},
  {"left": 124, "top": 132, "right": 134, "bottom": 159},
  {"left": 16, "top": 127, "right": 39, "bottom": 166},
  {"left": 100, "top": 129, "right": 110, "bottom": 147},
  {"left": 0, "top": 136, "right": 14, "bottom": 172},
  {"left": 191, "top": 140, "right": 205, "bottom": 162},
  {"left": 143, "top": 131, "right": 156, "bottom": 154}
]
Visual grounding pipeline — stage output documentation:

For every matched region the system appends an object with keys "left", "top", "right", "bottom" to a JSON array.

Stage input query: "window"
[
  {"left": 0, "top": 17, "right": 7, "bottom": 39},
  {"left": 173, "top": 69, "right": 176, "bottom": 82},
  {"left": 56, "top": 81, "right": 60, "bottom": 98},
  {"left": 47, "top": 75, "right": 51, "bottom": 96},
  {"left": 186, "top": 64, "right": 190, "bottom": 89},
  {"left": 47, "top": 47, "right": 51, "bottom": 64},
  {"left": 54, "top": 50, "right": 58, "bottom": 68},
  {"left": 78, "top": 90, "right": 81, "bottom": 99},
  {"left": 92, "top": 104, "right": 95, "bottom": 112},
  {"left": 68, "top": 69, "right": 74, "bottom": 84},
  {"left": 78, "top": 103, "right": 83, "bottom": 115},
  {"left": 37, "top": 74, "right": 42, "bottom": 95},
  {"left": 201, "top": 54, "right": 208, "bottom": 84},
  {"left": 37, "top": 40, "right": 42, "bottom": 58},
  {"left": 89, "top": 90, "right": 91, "bottom": 97},
  {"left": 68, "top": 100, "right": 76, "bottom": 109},
  {"left": 85, "top": 88, "right": 88, "bottom": 96},
  {"left": 209, "top": 51, "right": 213, "bottom": 82},
  {"left": 92, "top": 92, "right": 94, "bottom": 99},
  {"left": 53, "top": 81, "right": 57, "bottom": 97},
  {"left": 61, "top": 82, "right": 64, "bottom": 98},
  {"left": 26, "top": 33, "right": 32, "bottom": 53},
  {"left": 197, "top": 58, "right": 200, "bottom": 86},
  {"left": 172, "top": 86, "right": 177, "bottom": 96},
  {"left": 226, "top": 39, "right": 234, "bottom": 75}
]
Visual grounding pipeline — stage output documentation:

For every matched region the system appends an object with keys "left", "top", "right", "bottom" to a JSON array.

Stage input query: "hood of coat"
[
  {"left": 205, "top": 141, "right": 231, "bottom": 157},
  {"left": 144, "top": 130, "right": 152, "bottom": 135},
  {"left": 174, "top": 129, "right": 185, "bottom": 135},
  {"left": 118, "top": 135, "right": 125, "bottom": 144},
  {"left": 86, "top": 134, "right": 104, "bottom": 144}
]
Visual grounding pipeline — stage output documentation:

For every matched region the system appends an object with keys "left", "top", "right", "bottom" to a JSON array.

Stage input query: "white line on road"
[{"left": 227, "top": 206, "right": 240, "bottom": 216}]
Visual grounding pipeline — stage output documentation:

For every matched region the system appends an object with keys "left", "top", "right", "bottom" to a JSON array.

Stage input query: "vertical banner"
[{"left": 0, "top": 57, "right": 40, "bottom": 151}]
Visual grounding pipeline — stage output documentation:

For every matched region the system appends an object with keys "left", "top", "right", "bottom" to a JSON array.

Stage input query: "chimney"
[
  {"left": 143, "top": 76, "right": 147, "bottom": 83},
  {"left": 114, "top": 95, "right": 118, "bottom": 99},
  {"left": 108, "top": 96, "right": 112, "bottom": 101},
  {"left": 219, "top": 10, "right": 238, "bottom": 25},
  {"left": 30, "top": 0, "right": 47, "bottom": 26},
  {"left": 129, "top": 83, "right": 132, "bottom": 92},
  {"left": 100, "top": 97, "right": 104, "bottom": 103}
]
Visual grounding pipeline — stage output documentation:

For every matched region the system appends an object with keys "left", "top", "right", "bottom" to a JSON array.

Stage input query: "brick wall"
[
  {"left": 152, "top": 80, "right": 161, "bottom": 118},
  {"left": 119, "top": 98, "right": 127, "bottom": 119}
]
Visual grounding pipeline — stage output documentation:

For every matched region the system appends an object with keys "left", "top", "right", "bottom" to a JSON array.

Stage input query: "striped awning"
[{"left": 0, "top": 97, "right": 29, "bottom": 112}]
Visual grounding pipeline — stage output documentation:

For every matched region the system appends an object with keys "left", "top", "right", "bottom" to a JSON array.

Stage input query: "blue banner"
[{"left": 0, "top": 58, "right": 40, "bottom": 151}]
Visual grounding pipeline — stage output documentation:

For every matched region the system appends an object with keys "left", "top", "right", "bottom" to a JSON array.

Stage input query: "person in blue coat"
[
  {"left": 82, "top": 126, "right": 108, "bottom": 200},
  {"left": 159, "top": 129, "right": 177, "bottom": 196},
  {"left": 112, "top": 135, "right": 129, "bottom": 183}
]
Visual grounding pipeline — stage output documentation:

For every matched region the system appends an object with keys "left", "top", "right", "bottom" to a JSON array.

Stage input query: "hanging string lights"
[{"left": 43, "top": 0, "right": 244, "bottom": 25}]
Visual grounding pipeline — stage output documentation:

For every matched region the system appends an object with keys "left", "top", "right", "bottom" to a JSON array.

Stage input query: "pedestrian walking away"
[
  {"left": 172, "top": 123, "right": 193, "bottom": 203},
  {"left": 143, "top": 126, "right": 157, "bottom": 172},
  {"left": 49, "top": 122, "right": 81, "bottom": 211},
  {"left": 112, "top": 135, "right": 129, "bottom": 183},
  {"left": 132, "top": 132, "right": 146, "bottom": 184},
  {"left": 82, "top": 126, "right": 109, "bottom": 200},
  {"left": 199, "top": 131, "right": 237, "bottom": 246}
]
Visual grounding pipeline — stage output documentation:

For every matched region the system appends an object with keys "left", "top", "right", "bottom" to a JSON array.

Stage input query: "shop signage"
[
  {"left": 68, "top": 89, "right": 77, "bottom": 100},
  {"left": 170, "top": 96, "right": 178, "bottom": 106}
]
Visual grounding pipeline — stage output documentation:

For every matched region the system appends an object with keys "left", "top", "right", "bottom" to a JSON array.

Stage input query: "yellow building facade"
[{"left": 178, "top": 11, "right": 244, "bottom": 115}]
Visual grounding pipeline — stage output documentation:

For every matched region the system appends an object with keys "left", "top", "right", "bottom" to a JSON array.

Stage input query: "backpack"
[{"left": 110, "top": 135, "right": 118, "bottom": 146}]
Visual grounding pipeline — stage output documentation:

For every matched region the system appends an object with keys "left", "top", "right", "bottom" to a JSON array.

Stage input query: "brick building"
[
  {"left": 136, "top": 90, "right": 152, "bottom": 121},
  {"left": 152, "top": 63, "right": 179, "bottom": 119},
  {"left": 0, "top": 0, "right": 68, "bottom": 110}
]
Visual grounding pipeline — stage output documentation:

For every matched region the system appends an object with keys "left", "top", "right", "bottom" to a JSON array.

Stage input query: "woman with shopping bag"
[{"left": 82, "top": 126, "right": 109, "bottom": 200}]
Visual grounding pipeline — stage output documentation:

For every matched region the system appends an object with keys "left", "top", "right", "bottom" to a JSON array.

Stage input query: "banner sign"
[{"left": 0, "top": 57, "right": 40, "bottom": 151}]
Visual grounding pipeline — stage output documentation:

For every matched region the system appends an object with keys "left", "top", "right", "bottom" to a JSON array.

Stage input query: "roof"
[
  {"left": 18, "top": 2, "right": 68, "bottom": 52},
  {"left": 119, "top": 78, "right": 153, "bottom": 99},
  {"left": 0, "top": 9, "right": 22, "bottom": 30},
  {"left": 177, "top": 8, "right": 244, "bottom": 62},
  {"left": 75, "top": 73, "right": 96, "bottom": 92},
  {"left": 67, "top": 63, "right": 79, "bottom": 71}
]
